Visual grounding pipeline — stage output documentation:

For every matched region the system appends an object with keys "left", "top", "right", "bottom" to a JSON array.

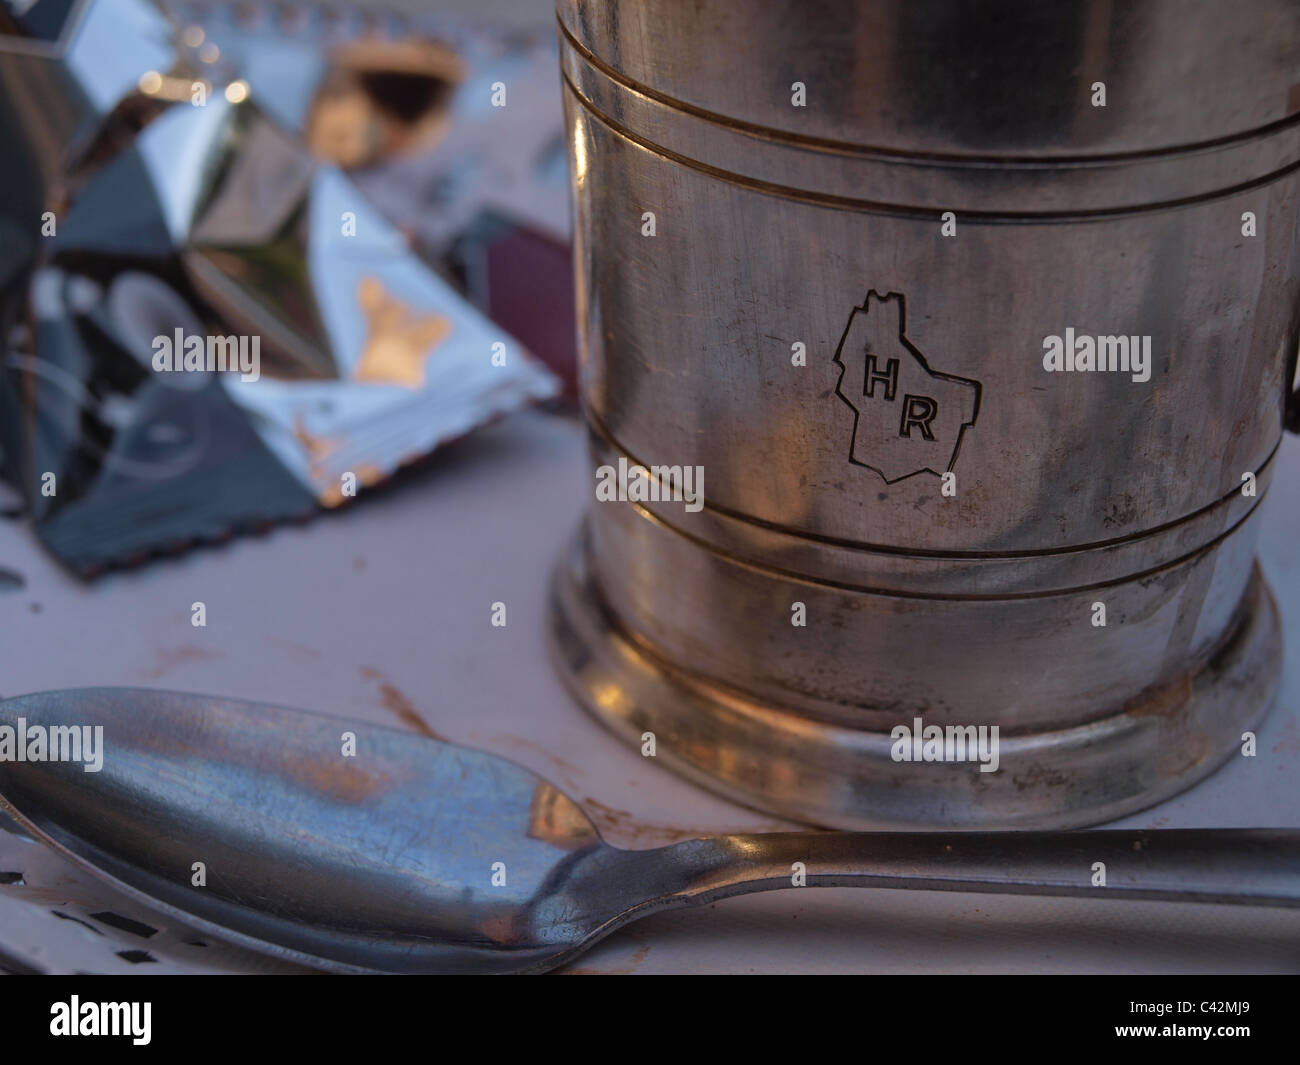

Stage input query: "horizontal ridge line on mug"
[
  {"left": 561, "top": 55, "right": 1300, "bottom": 218},
  {"left": 561, "top": 525, "right": 1276, "bottom": 743},
  {"left": 591, "top": 482, "right": 1264, "bottom": 603},
  {"left": 556, "top": 14, "right": 1300, "bottom": 167},
  {"left": 583, "top": 410, "right": 1278, "bottom": 577}
]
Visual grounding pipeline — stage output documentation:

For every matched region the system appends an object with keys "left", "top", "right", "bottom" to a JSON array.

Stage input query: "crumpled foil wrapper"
[{"left": 0, "top": 0, "right": 562, "bottom": 575}]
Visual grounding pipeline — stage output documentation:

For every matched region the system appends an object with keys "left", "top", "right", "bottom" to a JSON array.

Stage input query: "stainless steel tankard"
[{"left": 548, "top": 0, "right": 1300, "bottom": 828}]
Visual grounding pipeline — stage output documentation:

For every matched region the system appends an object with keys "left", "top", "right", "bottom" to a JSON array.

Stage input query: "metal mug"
[{"left": 548, "top": 0, "right": 1300, "bottom": 828}]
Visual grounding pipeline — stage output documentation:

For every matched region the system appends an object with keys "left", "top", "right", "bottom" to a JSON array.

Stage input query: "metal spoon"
[{"left": 1, "top": 687, "right": 1297, "bottom": 974}]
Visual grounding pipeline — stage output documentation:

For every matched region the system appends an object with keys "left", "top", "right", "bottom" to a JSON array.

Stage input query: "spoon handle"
[{"left": 644, "top": 829, "right": 1300, "bottom": 909}]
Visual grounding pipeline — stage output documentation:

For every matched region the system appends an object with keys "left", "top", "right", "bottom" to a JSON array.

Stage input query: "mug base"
[{"left": 547, "top": 527, "right": 1282, "bottom": 830}]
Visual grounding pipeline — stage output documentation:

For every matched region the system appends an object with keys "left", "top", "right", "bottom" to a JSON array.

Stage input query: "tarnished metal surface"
[
  {"left": 2, "top": 689, "right": 1299, "bottom": 974},
  {"left": 549, "top": 0, "right": 1300, "bottom": 828}
]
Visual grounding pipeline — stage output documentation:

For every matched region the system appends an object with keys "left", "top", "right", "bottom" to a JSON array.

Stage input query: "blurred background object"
[
  {"left": 305, "top": 37, "right": 466, "bottom": 169},
  {"left": 0, "top": 0, "right": 572, "bottom": 576}
]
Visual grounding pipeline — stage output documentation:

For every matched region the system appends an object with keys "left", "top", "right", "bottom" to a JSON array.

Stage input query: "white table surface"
[{"left": 0, "top": 409, "right": 1298, "bottom": 974}]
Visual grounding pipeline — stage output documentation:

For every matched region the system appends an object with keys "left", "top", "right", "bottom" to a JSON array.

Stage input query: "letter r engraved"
[
  {"left": 863, "top": 355, "right": 899, "bottom": 401},
  {"left": 899, "top": 394, "right": 938, "bottom": 440}
]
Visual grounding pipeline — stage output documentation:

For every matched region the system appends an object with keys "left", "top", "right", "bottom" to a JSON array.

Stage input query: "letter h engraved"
[{"left": 864, "top": 355, "right": 899, "bottom": 401}]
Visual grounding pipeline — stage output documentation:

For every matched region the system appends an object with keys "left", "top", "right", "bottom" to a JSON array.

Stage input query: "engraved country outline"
[{"left": 831, "top": 289, "right": 982, "bottom": 484}]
